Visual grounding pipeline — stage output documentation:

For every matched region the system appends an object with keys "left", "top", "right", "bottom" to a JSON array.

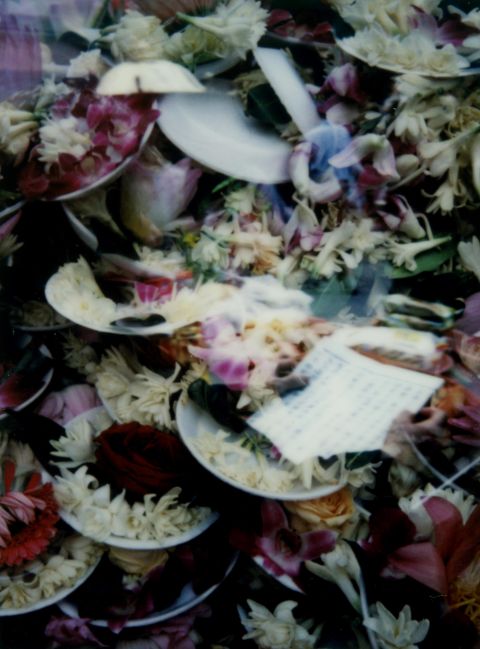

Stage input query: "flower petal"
[{"left": 389, "top": 542, "right": 447, "bottom": 594}]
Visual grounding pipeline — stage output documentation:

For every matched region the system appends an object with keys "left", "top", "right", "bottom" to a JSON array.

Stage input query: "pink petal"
[
  {"left": 389, "top": 542, "right": 447, "bottom": 594},
  {"left": 447, "top": 505, "right": 480, "bottom": 584},
  {"left": 261, "top": 499, "right": 289, "bottom": 535},
  {"left": 298, "top": 529, "right": 337, "bottom": 560},
  {"left": 424, "top": 496, "right": 463, "bottom": 560}
]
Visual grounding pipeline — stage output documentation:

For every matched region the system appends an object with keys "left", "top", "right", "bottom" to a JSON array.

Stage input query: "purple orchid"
[
  {"left": 45, "top": 616, "right": 105, "bottom": 647},
  {"left": 231, "top": 500, "right": 336, "bottom": 579}
]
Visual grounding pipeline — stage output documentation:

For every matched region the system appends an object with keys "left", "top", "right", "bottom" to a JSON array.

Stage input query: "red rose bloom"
[{"left": 95, "top": 423, "right": 191, "bottom": 498}]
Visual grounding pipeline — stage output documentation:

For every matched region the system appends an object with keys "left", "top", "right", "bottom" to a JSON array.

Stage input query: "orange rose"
[{"left": 284, "top": 487, "right": 355, "bottom": 533}]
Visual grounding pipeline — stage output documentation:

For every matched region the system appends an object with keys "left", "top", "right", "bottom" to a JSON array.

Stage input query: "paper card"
[{"left": 247, "top": 341, "right": 443, "bottom": 463}]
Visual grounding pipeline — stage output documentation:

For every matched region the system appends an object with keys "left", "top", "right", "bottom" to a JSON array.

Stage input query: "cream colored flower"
[
  {"left": 363, "top": 602, "right": 429, "bottom": 649},
  {"left": 307, "top": 541, "right": 362, "bottom": 612},
  {"left": 191, "top": 229, "right": 230, "bottom": 269},
  {"left": 105, "top": 10, "right": 170, "bottom": 62},
  {"left": 458, "top": 236, "right": 480, "bottom": 281},
  {"left": 128, "top": 364, "right": 182, "bottom": 429},
  {"left": 243, "top": 599, "right": 318, "bottom": 649},
  {"left": 178, "top": 0, "right": 267, "bottom": 60},
  {"left": 54, "top": 466, "right": 98, "bottom": 512},
  {"left": 61, "top": 535, "right": 100, "bottom": 564},
  {"left": 39, "top": 556, "right": 85, "bottom": 598},
  {"left": 284, "top": 487, "right": 356, "bottom": 533},
  {"left": 67, "top": 49, "right": 108, "bottom": 78},
  {"left": 78, "top": 504, "right": 113, "bottom": 542},
  {"left": 109, "top": 547, "right": 169, "bottom": 576},
  {"left": 51, "top": 419, "right": 97, "bottom": 468},
  {"left": 0, "top": 580, "right": 42, "bottom": 609},
  {"left": 0, "top": 102, "right": 37, "bottom": 163},
  {"left": 386, "top": 235, "right": 451, "bottom": 272},
  {"left": 37, "top": 116, "right": 92, "bottom": 167}
]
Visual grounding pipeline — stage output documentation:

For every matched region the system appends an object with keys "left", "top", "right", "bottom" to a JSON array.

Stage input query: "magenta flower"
[
  {"left": 37, "top": 384, "right": 100, "bottom": 426},
  {"left": 231, "top": 500, "right": 336, "bottom": 578},
  {"left": 189, "top": 318, "right": 250, "bottom": 391}
]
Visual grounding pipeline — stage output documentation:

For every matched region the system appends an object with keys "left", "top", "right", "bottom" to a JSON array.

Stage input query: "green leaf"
[
  {"left": 246, "top": 84, "right": 290, "bottom": 127},
  {"left": 303, "top": 272, "right": 359, "bottom": 319},
  {"left": 388, "top": 241, "right": 456, "bottom": 279}
]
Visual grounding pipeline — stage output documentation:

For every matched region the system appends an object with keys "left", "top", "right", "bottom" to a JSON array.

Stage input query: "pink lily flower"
[
  {"left": 45, "top": 616, "right": 106, "bottom": 648},
  {"left": 231, "top": 500, "right": 336, "bottom": 579},
  {"left": 37, "top": 384, "right": 100, "bottom": 426}
]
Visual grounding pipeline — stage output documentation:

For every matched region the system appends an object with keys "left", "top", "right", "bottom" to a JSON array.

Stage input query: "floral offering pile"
[{"left": 2, "top": 0, "right": 480, "bottom": 648}]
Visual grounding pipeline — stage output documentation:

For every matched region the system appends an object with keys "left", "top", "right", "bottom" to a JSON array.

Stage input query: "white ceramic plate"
[
  {"left": 0, "top": 555, "right": 101, "bottom": 617},
  {"left": 58, "top": 552, "right": 238, "bottom": 628},
  {"left": 157, "top": 82, "right": 292, "bottom": 184},
  {"left": 176, "top": 396, "right": 345, "bottom": 501},
  {"left": 0, "top": 344, "right": 54, "bottom": 421},
  {"left": 51, "top": 407, "right": 220, "bottom": 549}
]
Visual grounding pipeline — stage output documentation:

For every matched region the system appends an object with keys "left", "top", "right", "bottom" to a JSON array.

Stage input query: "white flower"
[
  {"left": 243, "top": 599, "right": 318, "bottom": 649},
  {"left": 104, "top": 10, "right": 170, "bottom": 62},
  {"left": 54, "top": 466, "right": 98, "bottom": 512},
  {"left": 39, "top": 556, "right": 84, "bottom": 597},
  {"left": 462, "top": 8, "right": 480, "bottom": 30},
  {"left": 363, "top": 602, "right": 429, "bottom": 649},
  {"left": 128, "top": 364, "right": 182, "bottom": 430},
  {"left": 51, "top": 419, "right": 96, "bottom": 468},
  {"left": 178, "top": 0, "right": 268, "bottom": 60},
  {"left": 191, "top": 229, "right": 231, "bottom": 269},
  {"left": 306, "top": 541, "right": 362, "bottom": 613},
  {"left": 0, "top": 580, "right": 42, "bottom": 609},
  {"left": 78, "top": 504, "right": 113, "bottom": 542},
  {"left": 37, "top": 116, "right": 92, "bottom": 167},
  {"left": 0, "top": 102, "right": 37, "bottom": 163},
  {"left": 458, "top": 236, "right": 480, "bottom": 281},
  {"left": 67, "top": 49, "right": 108, "bottom": 78},
  {"left": 386, "top": 235, "right": 451, "bottom": 272}
]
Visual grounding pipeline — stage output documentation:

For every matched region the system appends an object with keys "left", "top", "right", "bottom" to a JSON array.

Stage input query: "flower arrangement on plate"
[
  {"left": 0, "top": 435, "right": 102, "bottom": 614},
  {"left": 55, "top": 522, "right": 237, "bottom": 631},
  {"left": 44, "top": 403, "right": 216, "bottom": 547}
]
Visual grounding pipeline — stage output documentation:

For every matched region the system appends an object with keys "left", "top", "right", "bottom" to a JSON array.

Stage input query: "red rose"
[{"left": 95, "top": 423, "right": 190, "bottom": 498}]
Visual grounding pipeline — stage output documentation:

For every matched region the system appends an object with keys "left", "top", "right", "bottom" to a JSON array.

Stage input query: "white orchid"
[
  {"left": 243, "top": 600, "right": 319, "bottom": 649},
  {"left": 364, "top": 602, "right": 429, "bottom": 649}
]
